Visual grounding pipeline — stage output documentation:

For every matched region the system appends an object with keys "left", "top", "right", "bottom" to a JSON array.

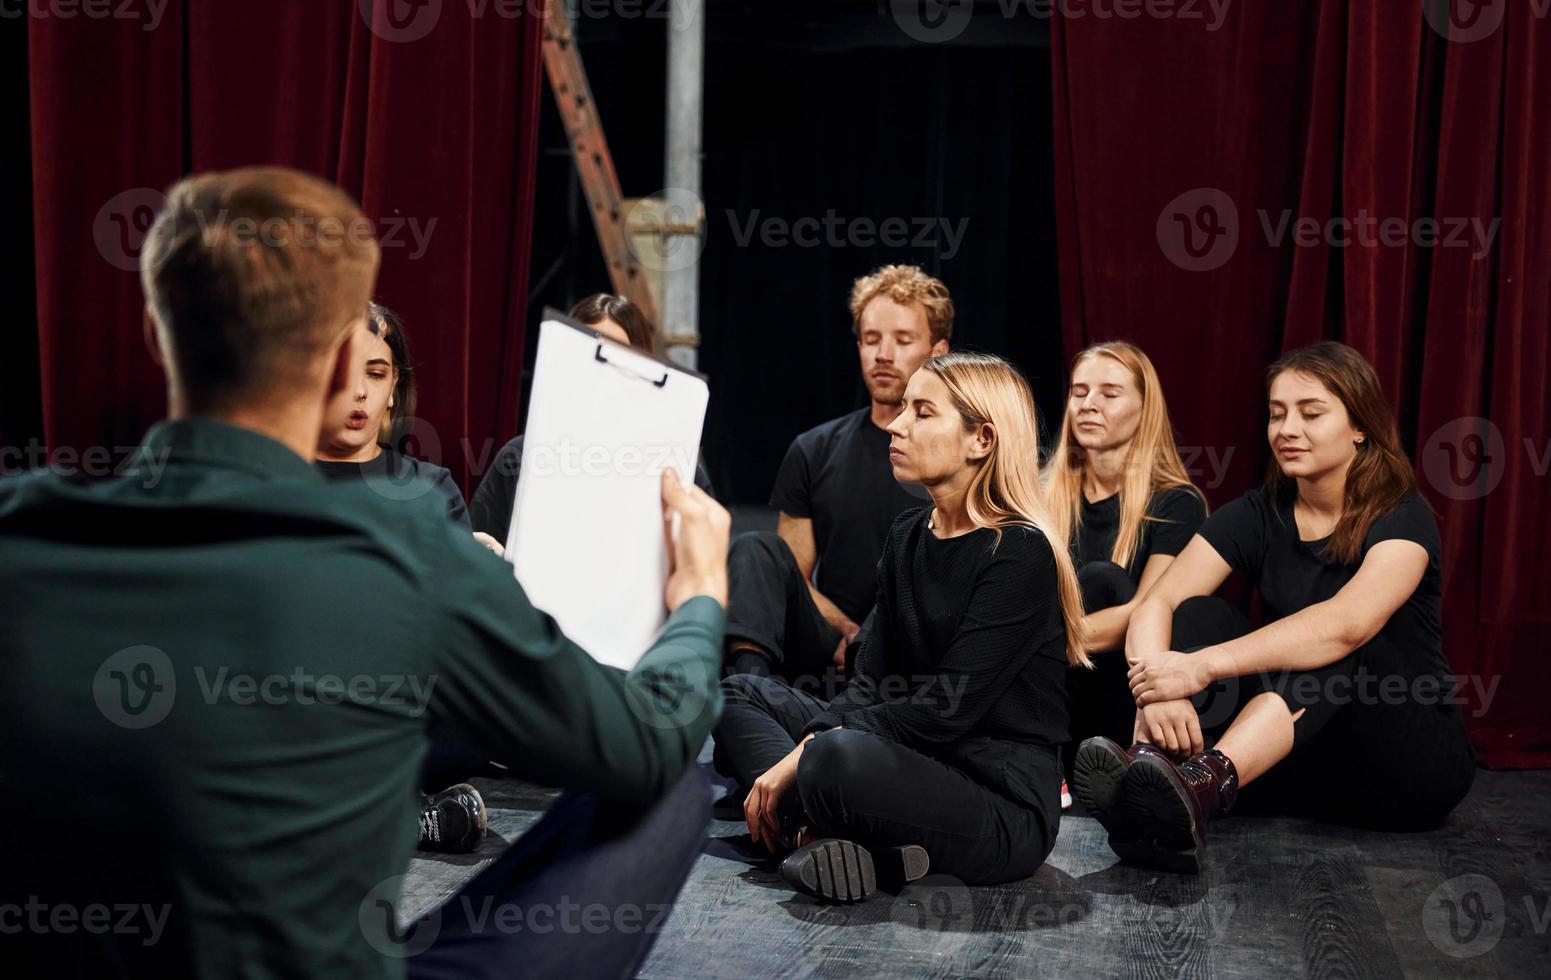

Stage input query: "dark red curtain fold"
[
  {"left": 28, "top": 0, "right": 546, "bottom": 492},
  {"left": 1052, "top": 0, "right": 1551, "bottom": 767}
]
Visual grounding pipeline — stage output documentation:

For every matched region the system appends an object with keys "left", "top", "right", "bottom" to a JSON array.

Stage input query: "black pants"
[
  {"left": 713, "top": 673, "right": 1060, "bottom": 886},
  {"left": 725, "top": 531, "right": 847, "bottom": 683},
  {"left": 1063, "top": 561, "right": 1140, "bottom": 773},
  {"left": 401, "top": 768, "right": 710, "bottom": 979},
  {"left": 1174, "top": 595, "right": 1476, "bottom": 830}
]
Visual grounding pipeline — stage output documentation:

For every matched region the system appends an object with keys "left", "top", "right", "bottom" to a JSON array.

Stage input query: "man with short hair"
[
  {"left": 723, "top": 264, "right": 953, "bottom": 684},
  {"left": 0, "top": 167, "right": 730, "bottom": 979}
]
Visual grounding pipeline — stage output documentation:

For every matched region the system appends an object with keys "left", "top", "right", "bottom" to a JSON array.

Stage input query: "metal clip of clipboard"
[{"left": 594, "top": 343, "right": 670, "bottom": 388}]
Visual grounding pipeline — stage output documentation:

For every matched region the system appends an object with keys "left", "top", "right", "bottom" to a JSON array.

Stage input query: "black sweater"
[{"left": 811, "top": 507, "right": 1071, "bottom": 751}]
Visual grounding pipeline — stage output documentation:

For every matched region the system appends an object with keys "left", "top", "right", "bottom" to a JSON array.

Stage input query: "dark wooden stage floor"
[{"left": 401, "top": 752, "right": 1551, "bottom": 979}]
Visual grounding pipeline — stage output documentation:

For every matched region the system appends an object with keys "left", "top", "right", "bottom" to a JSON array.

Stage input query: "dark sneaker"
[
  {"left": 779, "top": 838, "right": 929, "bottom": 903},
  {"left": 418, "top": 783, "right": 487, "bottom": 854}
]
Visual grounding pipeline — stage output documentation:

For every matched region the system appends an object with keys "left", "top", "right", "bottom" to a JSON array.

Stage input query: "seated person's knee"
[
  {"left": 797, "top": 728, "right": 872, "bottom": 791},
  {"left": 1077, "top": 560, "right": 1135, "bottom": 612},
  {"left": 720, "top": 671, "right": 781, "bottom": 706},
  {"left": 729, "top": 530, "right": 795, "bottom": 568},
  {"left": 1172, "top": 594, "right": 1238, "bottom": 652}
]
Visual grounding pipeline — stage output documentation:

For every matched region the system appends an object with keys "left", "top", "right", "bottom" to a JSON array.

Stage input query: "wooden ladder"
[{"left": 540, "top": 1, "right": 661, "bottom": 327}]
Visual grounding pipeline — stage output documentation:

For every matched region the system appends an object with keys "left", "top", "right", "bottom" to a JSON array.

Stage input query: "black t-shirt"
[
  {"left": 1073, "top": 485, "right": 1207, "bottom": 578},
  {"left": 468, "top": 434, "right": 716, "bottom": 539},
  {"left": 1198, "top": 487, "right": 1449, "bottom": 682},
  {"left": 316, "top": 447, "right": 470, "bottom": 528},
  {"left": 769, "top": 408, "right": 930, "bottom": 624}
]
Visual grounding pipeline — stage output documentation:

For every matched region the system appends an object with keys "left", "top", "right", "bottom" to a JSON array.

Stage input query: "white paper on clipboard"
[{"left": 506, "top": 315, "right": 710, "bottom": 670}]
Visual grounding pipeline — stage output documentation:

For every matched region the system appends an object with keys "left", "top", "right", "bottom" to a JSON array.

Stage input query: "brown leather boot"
[
  {"left": 1122, "top": 748, "right": 1239, "bottom": 874},
  {"left": 1071, "top": 737, "right": 1169, "bottom": 864}
]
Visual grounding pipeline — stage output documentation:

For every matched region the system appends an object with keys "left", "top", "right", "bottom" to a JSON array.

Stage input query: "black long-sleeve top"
[{"left": 809, "top": 507, "right": 1072, "bottom": 752}]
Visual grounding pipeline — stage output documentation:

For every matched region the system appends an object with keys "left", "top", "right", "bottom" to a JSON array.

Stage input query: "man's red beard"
[{"left": 864, "top": 375, "right": 907, "bottom": 404}]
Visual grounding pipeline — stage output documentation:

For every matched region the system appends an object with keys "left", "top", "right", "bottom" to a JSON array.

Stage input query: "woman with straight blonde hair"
[
  {"left": 712, "top": 351, "right": 1085, "bottom": 902},
  {"left": 1044, "top": 342, "right": 1207, "bottom": 782}
]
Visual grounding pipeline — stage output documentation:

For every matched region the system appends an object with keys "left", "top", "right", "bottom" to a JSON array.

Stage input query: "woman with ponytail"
[
  {"left": 1073, "top": 342, "right": 1475, "bottom": 875},
  {"left": 713, "top": 352, "right": 1086, "bottom": 902}
]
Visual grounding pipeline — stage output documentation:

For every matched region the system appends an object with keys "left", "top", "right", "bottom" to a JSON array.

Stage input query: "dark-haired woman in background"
[
  {"left": 316, "top": 302, "right": 492, "bottom": 854},
  {"left": 468, "top": 293, "right": 715, "bottom": 542},
  {"left": 1073, "top": 342, "right": 1475, "bottom": 874},
  {"left": 316, "top": 302, "right": 470, "bottom": 530}
]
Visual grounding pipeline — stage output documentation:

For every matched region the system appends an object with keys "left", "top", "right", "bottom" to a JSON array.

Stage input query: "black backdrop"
[{"left": 525, "top": 4, "right": 1062, "bottom": 504}]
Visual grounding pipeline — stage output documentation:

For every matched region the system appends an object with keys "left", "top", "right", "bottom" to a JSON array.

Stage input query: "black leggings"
[
  {"left": 1174, "top": 595, "right": 1476, "bottom": 829},
  {"left": 713, "top": 673, "right": 1060, "bottom": 886},
  {"left": 1064, "top": 561, "right": 1140, "bottom": 773}
]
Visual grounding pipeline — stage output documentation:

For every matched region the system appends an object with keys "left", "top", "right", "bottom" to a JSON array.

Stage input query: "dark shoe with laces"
[
  {"left": 418, "top": 783, "right": 487, "bottom": 854},
  {"left": 779, "top": 839, "right": 930, "bottom": 903},
  {"left": 1072, "top": 737, "right": 1168, "bottom": 865},
  {"left": 1121, "top": 748, "right": 1239, "bottom": 874}
]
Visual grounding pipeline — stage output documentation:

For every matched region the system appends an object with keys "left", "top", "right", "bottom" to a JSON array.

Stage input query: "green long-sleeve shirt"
[{"left": 0, "top": 417, "right": 725, "bottom": 979}]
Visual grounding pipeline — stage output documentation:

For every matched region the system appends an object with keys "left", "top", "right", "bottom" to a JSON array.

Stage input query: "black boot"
[
  {"left": 778, "top": 839, "right": 930, "bottom": 903},
  {"left": 1071, "top": 737, "right": 1169, "bottom": 864},
  {"left": 1122, "top": 748, "right": 1238, "bottom": 874}
]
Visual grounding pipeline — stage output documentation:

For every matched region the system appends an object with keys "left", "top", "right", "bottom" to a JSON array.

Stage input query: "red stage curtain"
[
  {"left": 1051, "top": 0, "right": 1551, "bottom": 766},
  {"left": 27, "top": 0, "right": 546, "bottom": 492}
]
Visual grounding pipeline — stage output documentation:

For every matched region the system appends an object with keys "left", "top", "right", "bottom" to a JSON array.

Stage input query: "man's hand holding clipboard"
[{"left": 660, "top": 470, "right": 730, "bottom": 612}]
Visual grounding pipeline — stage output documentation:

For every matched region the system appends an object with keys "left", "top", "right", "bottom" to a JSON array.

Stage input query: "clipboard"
[{"left": 505, "top": 311, "right": 710, "bottom": 670}]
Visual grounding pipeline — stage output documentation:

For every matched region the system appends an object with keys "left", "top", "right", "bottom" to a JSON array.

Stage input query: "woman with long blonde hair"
[
  {"left": 713, "top": 352, "right": 1085, "bottom": 902},
  {"left": 1044, "top": 342, "right": 1207, "bottom": 777}
]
